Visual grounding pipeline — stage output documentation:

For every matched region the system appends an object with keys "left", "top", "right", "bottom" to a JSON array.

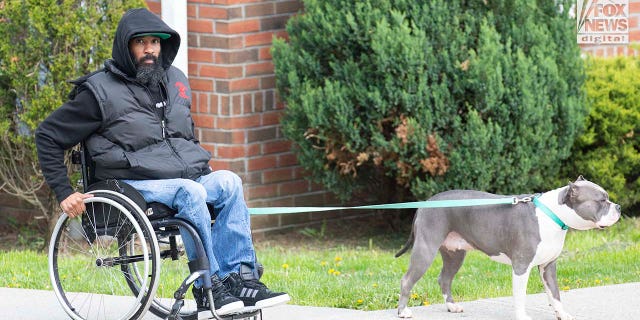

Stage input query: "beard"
[{"left": 135, "top": 54, "right": 164, "bottom": 85}]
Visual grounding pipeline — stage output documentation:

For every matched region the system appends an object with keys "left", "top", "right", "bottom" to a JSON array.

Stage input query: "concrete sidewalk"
[{"left": 1, "top": 283, "right": 638, "bottom": 319}]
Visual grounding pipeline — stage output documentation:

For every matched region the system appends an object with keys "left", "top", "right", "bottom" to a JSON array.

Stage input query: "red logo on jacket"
[{"left": 175, "top": 81, "right": 189, "bottom": 99}]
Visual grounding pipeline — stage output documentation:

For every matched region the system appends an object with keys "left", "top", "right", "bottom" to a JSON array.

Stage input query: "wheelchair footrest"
[
  {"left": 167, "top": 299, "right": 185, "bottom": 320},
  {"left": 170, "top": 269, "right": 209, "bottom": 319},
  {"left": 198, "top": 307, "right": 262, "bottom": 320}
]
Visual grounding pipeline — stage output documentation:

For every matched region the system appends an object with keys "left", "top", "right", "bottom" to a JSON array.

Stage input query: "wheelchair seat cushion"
[
  {"left": 86, "top": 179, "right": 179, "bottom": 220},
  {"left": 86, "top": 179, "right": 217, "bottom": 221},
  {"left": 87, "top": 179, "right": 148, "bottom": 212}
]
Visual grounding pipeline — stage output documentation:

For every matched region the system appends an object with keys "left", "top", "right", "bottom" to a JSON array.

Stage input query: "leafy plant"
[
  {"left": 562, "top": 57, "right": 640, "bottom": 215},
  {"left": 0, "top": 0, "right": 145, "bottom": 241},
  {"left": 298, "top": 220, "right": 327, "bottom": 240},
  {"left": 272, "top": 0, "right": 586, "bottom": 202}
]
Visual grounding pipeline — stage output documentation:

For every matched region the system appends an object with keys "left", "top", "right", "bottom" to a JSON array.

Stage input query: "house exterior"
[
  {"left": 2, "top": 0, "right": 639, "bottom": 233},
  {"left": 142, "top": 0, "right": 339, "bottom": 233}
]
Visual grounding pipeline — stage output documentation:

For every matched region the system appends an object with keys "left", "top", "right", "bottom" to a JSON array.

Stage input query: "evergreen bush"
[
  {"left": 272, "top": 0, "right": 586, "bottom": 202},
  {"left": 0, "top": 0, "right": 144, "bottom": 234},
  {"left": 564, "top": 57, "right": 640, "bottom": 214}
]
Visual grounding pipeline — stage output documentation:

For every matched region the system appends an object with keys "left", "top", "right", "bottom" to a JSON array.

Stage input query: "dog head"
[{"left": 558, "top": 176, "right": 621, "bottom": 230}]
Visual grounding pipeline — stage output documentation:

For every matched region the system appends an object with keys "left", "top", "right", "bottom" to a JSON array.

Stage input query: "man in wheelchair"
[{"left": 35, "top": 7, "right": 289, "bottom": 316}]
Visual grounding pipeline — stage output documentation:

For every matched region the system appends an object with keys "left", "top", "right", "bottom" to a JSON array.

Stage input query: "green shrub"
[
  {"left": 272, "top": 0, "right": 586, "bottom": 202},
  {"left": 564, "top": 57, "right": 640, "bottom": 214},
  {"left": 0, "top": 0, "right": 145, "bottom": 234}
]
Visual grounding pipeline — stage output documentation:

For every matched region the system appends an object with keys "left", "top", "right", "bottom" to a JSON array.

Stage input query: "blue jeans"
[{"left": 123, "top": 170, "right": 255, "bottom": 282}]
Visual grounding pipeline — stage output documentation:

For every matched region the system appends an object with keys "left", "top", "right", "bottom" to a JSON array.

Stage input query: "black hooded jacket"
[
  {"left": 35, "top": 8, "right": 211, "bottom": 203},
  {"left": 111, "top": 8, "right": 180, "bottom": 78}
]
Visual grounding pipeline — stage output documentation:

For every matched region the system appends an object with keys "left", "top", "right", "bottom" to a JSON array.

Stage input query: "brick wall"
[{"left": 146, "top": 0, "right": 349, "bottom": 233}]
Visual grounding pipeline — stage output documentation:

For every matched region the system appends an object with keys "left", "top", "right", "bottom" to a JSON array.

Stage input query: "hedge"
[
  {"left": 564, "top": 56, "right": 640, "bottom": 214},
  {"left": 272, "top": 0, "right": 586, "bottom": 202}
]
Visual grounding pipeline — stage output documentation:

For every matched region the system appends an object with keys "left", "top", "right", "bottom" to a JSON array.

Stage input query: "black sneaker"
[
  {"left": 192, "top": 275, "right": 244, "bottom": 315},
  {"left": 223, "top": 272, "right": 291, "bottom": 308}
]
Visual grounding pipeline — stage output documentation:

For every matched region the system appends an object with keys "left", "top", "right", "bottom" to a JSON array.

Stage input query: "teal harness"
[{"left": 532, "top": 196, "right": 569, "bottom": 230}]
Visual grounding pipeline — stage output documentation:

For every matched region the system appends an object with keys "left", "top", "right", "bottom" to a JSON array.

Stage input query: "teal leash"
[
  {"left": 248, "top": 197, "right": 521, "bottom": 215},
  {"left": 248, "top": 194, "right": 570, "bottom": 230},
  {"left": 532, "top": 196, "right": 569, "bottom": 230}
]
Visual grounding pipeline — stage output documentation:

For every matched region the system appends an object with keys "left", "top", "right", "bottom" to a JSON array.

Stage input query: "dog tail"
[{"left": 395, "top": 228, "right": 414, "bottom": 258}]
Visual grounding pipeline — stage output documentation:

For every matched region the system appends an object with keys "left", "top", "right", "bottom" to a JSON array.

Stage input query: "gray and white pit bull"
[{"left": 396, "top": 177, "right": 621, "bottom": 320}]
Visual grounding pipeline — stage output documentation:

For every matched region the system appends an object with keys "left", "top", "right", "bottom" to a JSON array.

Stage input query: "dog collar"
[{"left": 533, "top": 196, "right": 569, "bottom": 230}]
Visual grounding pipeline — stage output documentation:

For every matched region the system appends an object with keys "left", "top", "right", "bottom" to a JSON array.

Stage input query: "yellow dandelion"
[
  {"left": 282, "top": 263, "right": 289, "bottom": 270},
  {"left": 334, "top": 256, "right": 342, "bottom": 263},
  {"left": 594, "top": 279, "right": 601, "bottom": 285},
  {"left": 411, "top": 293, "right": 419, "bottom": 299},
  {"left": 333, "top": 271, "right": 341, "bottom": 276},
  {"left": 328, "top": 268, "right": 335, "bottom": 275},
  {"left": 422, "top": 300, "right": 430, "bottom": 306},
  {"left": 356, "top": 299, "right": 364, "bottom": 304},
  {"left": 320, "top": 261, "right": 327, "bottom": 266},
  {"left": 562, "top": 286, "right": 570, "bottom": 291},
  {"left": 372, "top": 283, "right": 378, "bottom": 288}
]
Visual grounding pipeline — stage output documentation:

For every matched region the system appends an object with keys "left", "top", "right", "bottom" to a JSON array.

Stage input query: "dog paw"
[
  {"left": 398, "top": 307, "right": 413, "bottom": 318},
  {"left": 446, "top": 302, "right": 464, "bottom": 313}
]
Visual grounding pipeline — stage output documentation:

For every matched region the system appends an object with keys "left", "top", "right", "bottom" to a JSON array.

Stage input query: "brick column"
[{"left": 166, "top": 0, "right": 338, "bottom": 232}]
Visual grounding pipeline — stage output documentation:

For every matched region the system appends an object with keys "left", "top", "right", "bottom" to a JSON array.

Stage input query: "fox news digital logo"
[{"left": 577, "top": 0, "right": 629, "bottom": 44}]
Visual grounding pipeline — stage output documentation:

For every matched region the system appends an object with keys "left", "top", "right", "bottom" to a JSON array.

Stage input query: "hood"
[{"left": 111, "top": 8, "right": 180, "bottom": 78}]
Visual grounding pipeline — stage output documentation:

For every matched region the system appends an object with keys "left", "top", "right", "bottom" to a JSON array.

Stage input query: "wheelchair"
[{"left": 48, "top": 146, "right": 263, "bottom": 320}]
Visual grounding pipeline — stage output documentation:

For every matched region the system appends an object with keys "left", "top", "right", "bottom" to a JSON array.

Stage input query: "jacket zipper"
[
  {"left": 144, "top": 82, "right": 189, "bottom": 176},
  {"left": 141, "top": 84, "right": 166, "bottom": 139}
]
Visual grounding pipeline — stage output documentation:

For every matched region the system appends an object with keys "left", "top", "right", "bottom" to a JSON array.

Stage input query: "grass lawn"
[
  {"left": 255, "top": 215, "right": 640, "bottom": 310},
  {"left": 1, "top": 214, "right": 639, "bottom": 311}
]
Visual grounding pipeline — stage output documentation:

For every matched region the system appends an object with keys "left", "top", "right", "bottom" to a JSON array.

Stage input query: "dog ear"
[
  {"left": 576, "top": 175, "right": 586, "bottom": 182},
  {"left": 558, "top": 182, "right": 578, "bottom": 205},
  {"left": 558, "top": 186, "right": 568, "bottom": 205}
]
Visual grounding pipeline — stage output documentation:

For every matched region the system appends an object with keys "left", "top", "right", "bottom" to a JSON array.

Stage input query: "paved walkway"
[{"left": 2, "top": 283, "right": 639, "bottom": 319}]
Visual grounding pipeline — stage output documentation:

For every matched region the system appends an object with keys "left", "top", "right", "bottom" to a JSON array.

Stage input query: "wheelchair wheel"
[
  {"left": 126, "top": 230, "right": 199, "bottom": 320},
  {"left": 48, "top": 195, "right": 161, "bottom": 320}
]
